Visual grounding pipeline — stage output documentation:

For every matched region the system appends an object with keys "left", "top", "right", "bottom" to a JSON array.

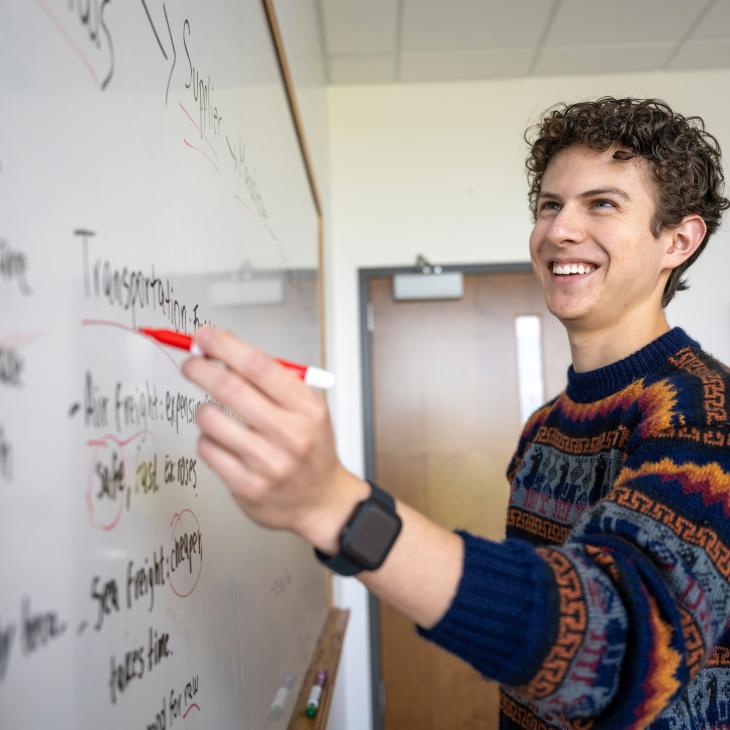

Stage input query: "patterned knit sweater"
[{"left": 418, "top": 327, "right": 730, "bottom": 729}]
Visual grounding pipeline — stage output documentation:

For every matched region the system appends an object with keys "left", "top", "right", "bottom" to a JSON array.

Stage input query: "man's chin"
[
  {"left": 545, "top": 301, "right": 589, "bottom": 324},
  {"left": 548, "top": 305, "right": 597, "bottom": 332}
]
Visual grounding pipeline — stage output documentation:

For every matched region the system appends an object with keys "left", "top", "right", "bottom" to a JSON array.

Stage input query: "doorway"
[{"left": 360, "top": 263, "right": 572, "bottom": 729}]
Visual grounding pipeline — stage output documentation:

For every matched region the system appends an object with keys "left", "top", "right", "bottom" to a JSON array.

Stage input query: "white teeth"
[{"left": 552, "top": 262, "right": 595, "bottom": 276}]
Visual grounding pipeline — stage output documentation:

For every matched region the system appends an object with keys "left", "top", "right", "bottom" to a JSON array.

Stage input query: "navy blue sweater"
[{"left": 419, "top": 328, "right": 730, "bottom": 729}]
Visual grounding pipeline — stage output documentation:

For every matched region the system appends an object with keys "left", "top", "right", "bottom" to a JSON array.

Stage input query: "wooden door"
[{"left": 368, "top": 269, "right": 571, "bottom": 730}]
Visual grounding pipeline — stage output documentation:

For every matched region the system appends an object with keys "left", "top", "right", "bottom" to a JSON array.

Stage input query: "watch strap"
[{"left": 314, "top": 480, "right": 398, "bottom": 576}]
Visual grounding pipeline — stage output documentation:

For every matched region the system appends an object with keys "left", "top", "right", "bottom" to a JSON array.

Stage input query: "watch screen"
[{"left": 345, "top": 506, "right": 400, "bottom": 569}]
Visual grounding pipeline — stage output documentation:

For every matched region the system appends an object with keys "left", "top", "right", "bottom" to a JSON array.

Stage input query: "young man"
[{"left": 182, "top": 98, "right": 730, "bottom": 728}]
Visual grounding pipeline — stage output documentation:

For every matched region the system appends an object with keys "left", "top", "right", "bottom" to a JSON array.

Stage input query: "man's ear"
[{"left": 663, "top": 214, "right": 707, "bottom": 269}]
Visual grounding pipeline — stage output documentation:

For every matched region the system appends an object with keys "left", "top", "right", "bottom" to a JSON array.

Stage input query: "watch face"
[{"left": 343, "top": 503, "right": 401, "bottom": 570}]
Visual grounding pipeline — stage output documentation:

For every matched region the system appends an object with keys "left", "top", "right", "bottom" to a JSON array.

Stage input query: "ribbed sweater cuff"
[{"left": 416, "top": 531, "right": 556, "bottom": 686}]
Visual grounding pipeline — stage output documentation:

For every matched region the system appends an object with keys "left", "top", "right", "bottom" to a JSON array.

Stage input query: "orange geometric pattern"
[
  {"left": 554, "top": 379, "right": 678, "bottom": 434},
  {"left": 524, "top": 401, "right": 558, "bottom": 433},
  {"left": 613, "top": 458, "right": 730, "bottom": 519},
  {"left": 669, "top": 348, "right": 727, "bottom": 426},
  {"left": 657, "top": 426, "right": 730, "bottom": 448},
  {"left": 556, "top": 380, "right": 646, "bottom": 423},
  {"left": 520, "top": 549, "right": 587, "bottom": 700},
  {"left": 631, "top": 594, "right": 681, "bottom": 728},
  {"left": 534, "top": 425, "right": 631, "bottom": 455},
  {"left": 583, "top": 545, "right": 621, "bottom": 583},
  {"left": 501, "top": 690, "right": 599, "bottom": 730},
  {"left": 607, "top": 484, "right": 730, "bottom": 581},
  {"left": 507, "top": 402, "right": 557, "bottom": 483},
  {"left": 679, "top": 607, "right": 706, "bottom": 678},
  {"left": 500, "top": 692, "right": 562, "bottom": 730},
  {"left": 707, "top": 645, "right": 730, "bottom": 667},
  {"left": 636, "top": 379, "right": 682, "bottom": 437},
  {"left": 508, "top": 507, "right": 571, "bottom": 545}
]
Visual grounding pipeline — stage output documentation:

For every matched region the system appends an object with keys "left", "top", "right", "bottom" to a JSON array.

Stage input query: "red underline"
[
  {"left": 183, "top": 138, "right": 221, "bottom": 175},
  {"left": 36, "top": 0, "right": 100, "bottom": 86},
  {"left": 182, "top": 702, "right": 201, "bottom": 719},
  {"left": 81, "top": 318, "right": 180, "bottom": 368},
  {"left": 179, "top": 102, "right": 218, "bottom": 158},
  {"left": 86, "top": 430, "right": 152, "bottom": 448}
]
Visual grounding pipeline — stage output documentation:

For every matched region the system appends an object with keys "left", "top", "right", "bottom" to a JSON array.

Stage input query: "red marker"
[{"left": 138, "top": 328, "right": 336, "bottom": 390}]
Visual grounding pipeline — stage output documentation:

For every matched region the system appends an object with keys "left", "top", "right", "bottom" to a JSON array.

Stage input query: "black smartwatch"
[{"left": 314, "top": 480, "right": 402, "bottom": 576}]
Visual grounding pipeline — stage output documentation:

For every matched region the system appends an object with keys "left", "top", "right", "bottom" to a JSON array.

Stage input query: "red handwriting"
[
  {"left": 183, "top": 138, "right": 221, "bottom": 175},
  {"left": 180, "top": 103, "right": 217, "bottom": 158},
  {"left": 85, "top": 431, "right": 152, "bottom": 531},
  {"left": 169, "top": 509, "right": 203, "bottom": 598},
  {"left": 182, "top": 702, "right": 200, "bottom": 719},
  {"left": 35, "top": 0, "right": 100, "bottom": 85},
  {"left": 0, "top": 332, "right": 42, "bottom": 350},
  {"left": 81, "top": 318, "right": 180, "bottom": 369}
]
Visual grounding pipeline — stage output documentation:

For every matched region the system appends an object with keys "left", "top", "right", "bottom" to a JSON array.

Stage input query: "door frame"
[{"left": 358, "top": 261, "right": 534, "bottom": 730}]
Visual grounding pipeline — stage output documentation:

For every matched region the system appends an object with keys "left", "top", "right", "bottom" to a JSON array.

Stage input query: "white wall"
[{"left": 327, "top": 69, "right": 730, "bottom": 730}]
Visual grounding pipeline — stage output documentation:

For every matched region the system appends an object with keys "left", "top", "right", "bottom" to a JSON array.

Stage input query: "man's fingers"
[
  {"left": 193, "top": 328, "right": 307, "bottom": 410},
  {"left": 197, "top": 435, "right": 263, "bottom": 504},
  {"left": 182, "top": 355, "right": 285, "bottom": 438},
  {"left": 197, "top": 405, "right": 286, "bottom": 480}
]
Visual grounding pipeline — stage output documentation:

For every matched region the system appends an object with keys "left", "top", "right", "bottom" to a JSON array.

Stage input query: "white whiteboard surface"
[{"left": 0, "top": 1, "right": 328, "bottom": 728}]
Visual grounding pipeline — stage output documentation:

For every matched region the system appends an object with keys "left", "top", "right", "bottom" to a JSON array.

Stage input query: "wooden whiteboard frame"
[
  {"left": 261, "top": 5, "right": 347, "bottom": 727},
  {"left": 261, "top": 0, "right": 326, "bottom": 368}
]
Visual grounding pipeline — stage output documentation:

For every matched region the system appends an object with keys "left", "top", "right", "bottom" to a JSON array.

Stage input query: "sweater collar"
[{"left": 565, "top": 327, "right": 699, "bottom": 402}]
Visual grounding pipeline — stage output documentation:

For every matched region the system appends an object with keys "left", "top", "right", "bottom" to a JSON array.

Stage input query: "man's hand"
[
  {"left": 181, "top": 328, "right": 369, "bottom": 553},
  {"left": 182, "top": 329, "right": 463, "bottom": 629}
]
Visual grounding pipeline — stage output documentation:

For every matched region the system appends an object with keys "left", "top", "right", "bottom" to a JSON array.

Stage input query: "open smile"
[{"left": 549, "top": 261, "right": 599, "bottom": 280}]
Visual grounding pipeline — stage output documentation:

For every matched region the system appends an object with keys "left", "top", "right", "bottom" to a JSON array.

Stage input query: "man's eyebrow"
[
  {"left": 580, "top": 187, "right": 632, "bottom": 200},
  {"left": 538, "top": 187, "right": 632, "bottom": 200}
]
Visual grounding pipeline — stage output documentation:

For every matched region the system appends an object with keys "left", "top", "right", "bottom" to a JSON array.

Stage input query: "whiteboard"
[{"left": 0, "top": 1, "right": 328, "bottom": 728}]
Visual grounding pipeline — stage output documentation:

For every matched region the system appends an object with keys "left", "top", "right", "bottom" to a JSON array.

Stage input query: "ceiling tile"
[
  {"left": 691, "top": 0, "right": 730, "bottom": 39},
  {"left": 320, "top": 0, "right": 399, "bottom": 55},
  {"left": 667, "top": 38, "right": 730, "bottom": 69},
  {"left": 545, "top": 0, "right": 702, "bottom": 45},
  {"left": 534, "top": 42, "right": 674, "bottom": 76},
  {"left": 400, "top": 47, "right": 533, "bottom": 81},
  {"left": 328, "top": 54, "right": 397, "bottom": 84},
  {"left": 401, "top": 0, "right": 555, "bottom": 50},
  {"left": 320, "top": 0, "right": 730, "bottom": 84}
]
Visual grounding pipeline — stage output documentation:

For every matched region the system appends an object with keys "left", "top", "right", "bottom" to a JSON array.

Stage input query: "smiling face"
[{"left": 529, "top": 144, "right": 673, "bottom": 336}]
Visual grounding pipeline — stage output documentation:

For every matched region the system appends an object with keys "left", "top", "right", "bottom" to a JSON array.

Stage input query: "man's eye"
[
  {"left": 540, "top": 201, "right": 560, "bottom": 211},
  {"left": 593, "top": 199, "right": 615, "bottom": 209}
]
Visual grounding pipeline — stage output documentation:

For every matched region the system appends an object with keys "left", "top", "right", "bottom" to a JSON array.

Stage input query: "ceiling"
[{"left": 317, "top": 0, "right": 730, "bottom": 83}]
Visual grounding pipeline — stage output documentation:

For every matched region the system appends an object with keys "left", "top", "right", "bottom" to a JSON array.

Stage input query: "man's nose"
[{"left": 546, "top": 204, "right": 585, "bottom": 246}]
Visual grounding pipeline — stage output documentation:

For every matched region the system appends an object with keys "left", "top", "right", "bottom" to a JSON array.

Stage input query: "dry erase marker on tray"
[
  {"left": 138, "top": 328, "right": 336, "bottom": 390},
  {"left": 305, "top": 670, "right": 328, "bottom": 718},
  {"left": 269, "top": 672, "right": 294, "bottom": 720}
]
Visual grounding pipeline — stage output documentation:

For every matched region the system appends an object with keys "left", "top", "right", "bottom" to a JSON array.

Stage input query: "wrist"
[
  {"left": 314, "top": 479, "right": 402, "bottom": 576},
  {"left": 298, "top": 469, "right": 371, "bottom": 554}
]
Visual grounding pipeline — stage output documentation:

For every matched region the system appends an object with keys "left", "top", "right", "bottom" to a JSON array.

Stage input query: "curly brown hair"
[{"left": 525, "top": 97, "right": 729, "bottom": 306}]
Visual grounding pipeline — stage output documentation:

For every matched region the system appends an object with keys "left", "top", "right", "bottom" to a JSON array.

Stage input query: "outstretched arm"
[{"left": 181, "top": 327, "right": 463, "bottom": 629}]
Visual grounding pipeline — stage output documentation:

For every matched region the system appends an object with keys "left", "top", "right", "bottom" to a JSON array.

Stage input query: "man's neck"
[{"left": 567, "top": 310, "right": 671, "bottom": 373}]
